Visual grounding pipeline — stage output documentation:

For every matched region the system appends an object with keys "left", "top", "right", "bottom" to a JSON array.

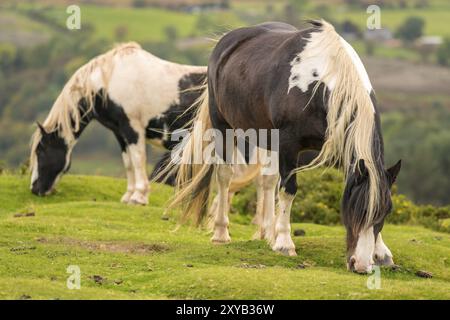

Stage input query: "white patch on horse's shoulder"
[
  {"left": 339, "top": 37, "right": 372, "bottom": 93},
  {"left": 288, "top": 29, "right": 339, "bottom": 94},
  {"left": 288, "top": 30, "right": 373, "bottom": 99}
]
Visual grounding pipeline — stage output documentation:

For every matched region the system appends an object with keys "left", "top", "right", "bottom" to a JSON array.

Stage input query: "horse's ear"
[
  {"left": 36, "top": 122, "right": 47, "bottom": 135},
  {"left": 387, "top": 160, "right": 401, "bottom": 186},
  {"left": 355, "top": 159, "right": 368, "bottom": 183}
]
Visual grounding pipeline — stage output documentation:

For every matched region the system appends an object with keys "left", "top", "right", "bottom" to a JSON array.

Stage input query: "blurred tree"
[
  {"left": 133, "top": 0, "right": 147, "bottom": 8},
  {"left": 283, "top": 0, "right": 308, "bottom": 26},
  {"left": 382, "top": 104, "right": 450, "bottom": 205},
  {"left": 396, "top": 16, "right": 425, "bottom": 43},
  {"left": 314, "top": 4, "right": 333, "bottom": 23},
  {"left": 414, "top": 0, "right": 429, "bottom": 8},
  {"left": 436, "top": 38, "right": 450, "bottom": 66},
  {"left": 0, "top": 44, "right": 17, "bottom": 73},
  {"left": 115, "top": 25, "right": 129, "bottom": 42},
  {"left": 365, "top": 40, "right": 375, "bottom": 56},
  {"left": 341, "top": 20, "right": 361, "bottom": 37},
  {"left": 164, "top": 26, "right": 178, "bottom": 43}
]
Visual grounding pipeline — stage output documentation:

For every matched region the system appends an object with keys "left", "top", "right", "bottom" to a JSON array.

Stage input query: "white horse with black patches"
[
  {"left": 30, "top": 43, "right": 268, "bottom": 213},
  {"left": 30, "top": 43, "right": 206, "bottom": 205}
]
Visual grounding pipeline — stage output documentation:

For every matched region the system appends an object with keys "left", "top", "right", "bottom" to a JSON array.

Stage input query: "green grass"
[{"left": 0, "top": 174, "right": 449, "bottom": 299}]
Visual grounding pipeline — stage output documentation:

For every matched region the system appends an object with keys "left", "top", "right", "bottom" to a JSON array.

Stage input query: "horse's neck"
[{"left": 73, "top": 100, "right": 95, "bottom": 139}]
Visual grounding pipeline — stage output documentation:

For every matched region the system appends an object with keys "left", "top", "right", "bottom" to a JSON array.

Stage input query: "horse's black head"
[
  {"left": 31, "top": 123, "right": 70, "bottom": 196},
  {"left": 342, "top": 159, "right": 401, "bottom": 273}
]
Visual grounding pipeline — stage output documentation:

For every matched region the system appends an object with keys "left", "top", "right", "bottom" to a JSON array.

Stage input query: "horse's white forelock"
[
  {"left": 29, "top": 42, "right": 142, "bottom": 173},
  {"left": 294, "top": 20, "right": 380, "bottom": 229}
]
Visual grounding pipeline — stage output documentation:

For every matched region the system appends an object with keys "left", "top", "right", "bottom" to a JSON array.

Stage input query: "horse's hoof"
[
  {"left": 211, "top": 238, "right": 231, "bottom": 244},
  {"left": 211, "top": 226, "right": 231, "bottom": 244},
  {"left": 120, "top": 192, "right": 132, "bottom": 204},
  {"left": 374, "top": 254, "right": 394, "bottom": 266},
  {"left": 129, "top": 192, "right": 148, "bottom": 206},
  {"left": 272, "top": 233, "right": 296, "bottom": 256},
  {"left": 275, "top": 247, "right": 297, "bottom": 256},
  {"left": 252, "top": 230, "right": 264, "bottom": 240},
  {"left": 211, "top": 233, "right": 231, "bottom": 244},
  {"left": 129, "top": 199, "right": 148, "bottom": 206}
]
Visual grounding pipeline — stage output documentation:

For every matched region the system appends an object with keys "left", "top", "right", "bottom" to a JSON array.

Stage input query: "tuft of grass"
[{"left": 0, "top": 174, "right": 449, "bottom": 299}]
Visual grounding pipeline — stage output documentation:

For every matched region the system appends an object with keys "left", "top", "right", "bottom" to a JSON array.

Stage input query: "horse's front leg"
[
  {"left": 374, "top": 233, "right": 394, "bottom": 266},
  {"left": 114, "top": 133, "right": 135, "bottom": 204},
  {"left": 211, "top": 164, "right": 233, "bottom": 243},
  {"left": 121, "top": 150, "right": 136, "bottom": 203},
  {"left": 272, "top": 150, "right": 297, "bottom": 256},
  {"left": 128, "top": 127, "right": 149, "bottom": 205}
]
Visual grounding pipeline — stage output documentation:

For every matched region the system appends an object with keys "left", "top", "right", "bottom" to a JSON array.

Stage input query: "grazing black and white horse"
[
  {"left": 30, "top": 43, "right": 206, "bottom": 205},
  {"left": 170, "top": 21, "right": 401, "bottom": 273}
]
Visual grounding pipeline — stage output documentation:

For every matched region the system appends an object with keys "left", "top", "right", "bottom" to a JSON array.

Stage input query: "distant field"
[
  {"left": 38, "top": 5, "right": 200, "bottom": 42},
  {"left": 333, "top": 7, "right": 450, "bottom": 37},
  {"left": 2, "top": 1, "right": 449, "bottom": 45},
  {"left": 7, "top": 4, "right": 245, "bottom": 43}
]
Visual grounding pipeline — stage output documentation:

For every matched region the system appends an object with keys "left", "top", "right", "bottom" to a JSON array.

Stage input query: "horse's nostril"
[{"left": 349, "top": 256, "right": 356, "bottom": 271}]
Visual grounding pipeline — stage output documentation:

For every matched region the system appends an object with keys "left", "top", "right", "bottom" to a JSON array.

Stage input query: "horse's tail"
[{"left": 170, "top": 87, "right": 214, "bottom": 225}]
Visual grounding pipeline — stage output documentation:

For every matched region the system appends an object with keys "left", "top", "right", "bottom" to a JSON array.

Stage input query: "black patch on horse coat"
[
  {"left": 90, "top": 91, "right": 139, "bottom": 150},
  {"left": 146, "top": 72, "right": 206, "bottom": 150}
]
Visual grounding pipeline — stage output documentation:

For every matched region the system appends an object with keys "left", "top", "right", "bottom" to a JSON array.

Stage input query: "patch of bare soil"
[{"left": 36, "top": 237, "right": 169, "bottom": 254}]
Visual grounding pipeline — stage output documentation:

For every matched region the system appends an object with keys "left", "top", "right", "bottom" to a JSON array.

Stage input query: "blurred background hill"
[{"left": 0, "top": 0, "right": 449, "bottom": 205}]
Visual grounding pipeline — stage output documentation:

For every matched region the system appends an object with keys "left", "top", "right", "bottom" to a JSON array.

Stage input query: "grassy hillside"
[{"left": 0, "top": 174, "right": 449, "bottom": 299}]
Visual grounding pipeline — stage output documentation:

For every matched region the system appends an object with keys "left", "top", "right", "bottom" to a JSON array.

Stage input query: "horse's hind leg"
[
  {"left": 253, "top": 172, "right": 279, "bottom": 243},
  {"left": 211, "top": 164, "right": 233, "bottom": 243}
]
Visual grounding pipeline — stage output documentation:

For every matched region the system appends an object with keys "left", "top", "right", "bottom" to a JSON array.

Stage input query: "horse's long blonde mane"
[
  {"left": 296, "top": 21, "right": 380, "bottom": 228},
  {"left": 30, "top": 42, "right": 141, "bottom": 169}
]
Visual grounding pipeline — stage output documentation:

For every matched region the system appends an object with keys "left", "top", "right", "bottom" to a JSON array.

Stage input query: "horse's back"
[
  {"left": 103, "top": 49, "right": 205, "bottom": 122},
  {"left": 208, "top": 22, "right": 310, "bottom": 129}
]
